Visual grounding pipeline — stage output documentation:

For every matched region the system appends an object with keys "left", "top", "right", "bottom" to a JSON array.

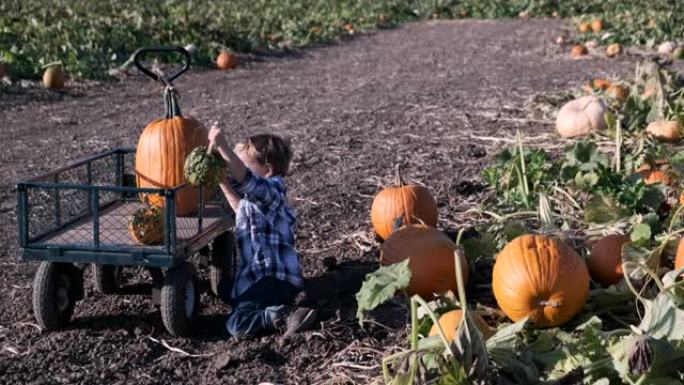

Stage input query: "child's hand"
[{"left": 208, "top": 121, "right": 227, "bottom": 153}]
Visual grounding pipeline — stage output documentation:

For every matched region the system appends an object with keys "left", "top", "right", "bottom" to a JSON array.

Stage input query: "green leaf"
[
  {"left": 451, "top": 311, "right": 489, "bottom": 381},
  {"left": 639, "top": 186, "right": 665, "bottom": 212},
  {"left": 486, "top": 318, "right": 529, "bottom": 352},
  {"left": 462, "top": 231, "right": 497, "bottom": 260},
  {"left": 575, "top": 171, "right": 600, "bottom": 189},
  {"left": 630, "top": 223, "right": 652, "bottom": 246},
  {"left": 584, "top": 194, "right": 629, "bottom": 224},
  {"left": 605, "top": 110, "right": 618, "bottom": 136},
  {"left": 541, "top": 318, "right": 617, "bottom": 382},
  {"left": 355, "top": 259, "right": 411, "bottom": 326},
  {"left": 639, "top": 290, "right": 684, "bottom": 340},
  {"left": 669, "top": 150, "right": 684, "bottom": 176}
]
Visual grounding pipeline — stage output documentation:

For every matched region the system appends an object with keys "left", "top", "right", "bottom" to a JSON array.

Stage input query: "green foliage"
[
  {"left": 3, "top": 1, "right": 684, "bottom": 80},
  {"left": 482, "top": 147, "right": 557, "bottom": 208},
  {"left": 0, "top": 0, "right": 432, "bottom": 79},
  {"left": 355, "top": 259, "right": 410, "bottom": 326}
]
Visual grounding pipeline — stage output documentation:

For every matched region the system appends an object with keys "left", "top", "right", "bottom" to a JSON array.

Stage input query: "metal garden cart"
[{"left": 16, "top": 47, "right": 236, "bottom": 337}]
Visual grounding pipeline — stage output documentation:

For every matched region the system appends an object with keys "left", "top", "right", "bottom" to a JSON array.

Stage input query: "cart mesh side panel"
[{"left": 20, "top": 148, "right": 232, "bottom": 257}]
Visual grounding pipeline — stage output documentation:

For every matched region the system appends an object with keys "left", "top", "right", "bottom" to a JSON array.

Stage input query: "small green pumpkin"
[{"left": 183, "top": 146, "right": 226, "bottom": 187}]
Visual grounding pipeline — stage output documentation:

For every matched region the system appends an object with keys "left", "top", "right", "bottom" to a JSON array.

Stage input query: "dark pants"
[{"left": 222, "top": 277, "right": 299, "bottom": 337}]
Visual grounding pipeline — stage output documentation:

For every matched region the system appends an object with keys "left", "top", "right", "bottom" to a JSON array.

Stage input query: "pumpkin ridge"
[
  {"left": 382, "top": 190, "right": 395, "bottom": 237},
  {"left": 522, "top": 238, "right": 544, "bottom": 307}
]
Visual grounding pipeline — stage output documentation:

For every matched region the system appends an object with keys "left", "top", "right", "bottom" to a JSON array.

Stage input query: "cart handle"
[{"left": 133, "top": 46, "right": 191, "bottom": 84}]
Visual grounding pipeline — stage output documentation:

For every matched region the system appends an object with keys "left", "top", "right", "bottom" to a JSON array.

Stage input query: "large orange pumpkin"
[
  {"left": 587, "top": 234, "right": 630, "bottom": 285},
  {"left": 380, "top": 225, "right": 468, "bottom": 298},
  {"left": 370, "top": 167, "right": 438, "bottom": 240},
  {"left": 492, "top": 234, "right": 589, "bottom": 327},
  {"left": 428, "top": 309, "right": 493, "bottom": 342},
  {"left": 135, "top": 87, "right": 207, "bottom": 216}
]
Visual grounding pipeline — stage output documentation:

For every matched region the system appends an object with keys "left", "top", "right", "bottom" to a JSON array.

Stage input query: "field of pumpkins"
[
  {"left": 356, "top": 62, "right": 684, "bottom": 383},
  {"left": 2, "top": 1, "right": 684, "bottom": 385}
]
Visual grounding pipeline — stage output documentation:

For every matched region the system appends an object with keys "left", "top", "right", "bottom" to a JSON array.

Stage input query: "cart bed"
[
  {"left": 17, "top": 148, "right": 233, "bottom": 267},
  {"left": 42, "top": 200, "right": 226, "bottom": 248}
]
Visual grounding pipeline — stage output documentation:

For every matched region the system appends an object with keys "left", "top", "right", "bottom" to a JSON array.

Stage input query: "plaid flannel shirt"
[{"left": 229, "top": 169, "right": 303, "bottom": 299}]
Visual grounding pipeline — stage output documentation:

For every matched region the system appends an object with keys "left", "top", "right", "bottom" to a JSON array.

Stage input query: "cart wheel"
[
  {"left": 92, "top": 265, "right": 123, "bottom": 294},
  {"left": 210, "top": 232, "right": 236, "bottom": 297},
  {"left": 32, "top": 262, "right": 82, "bottom": 331},
  {"left": 161, "top": 263, "right": 199, "bottom": 337}
]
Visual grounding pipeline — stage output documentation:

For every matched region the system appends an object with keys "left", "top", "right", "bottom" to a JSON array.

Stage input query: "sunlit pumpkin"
[
  {"left": 642, "top": 84, "right": 658, "bottom": 99},
  {"left": 639, "top": 169, "right": 672, "bottom": 185},
  {"left": 556, "top": 96, "right": 607, "bottom": 138},
  {"left": 592, "top": 79, "right": 611, "bottom": 90},
  {"left": 591, "top": 19, "right": 603, "bottom": 32},
  {"left": 646, "top": 121, "right": 681, "bottom": 142},
  {"left": 582, "top": 78, "right": 610, "bottom": 93},
  {"left": 588, "top": 234, "right": 630, "bottom": 285},
  {"left": 128, "top": 205, "right": 165, "bottom": 245},
  {"left": 578, "top": 23, "right": 591, "bottom": 33},
  {"left": 428, "top": 309, "right": 493, "bottom": 342},
  {"left": 370, "top": 167, "right": 438, "bottom": 240},
  {"left": 571, "top": 44, "right": 588, "bottom": 58},
  {"left": 43, "top": 66, "right": 65, "bottom": 89},
  {"left": 135, "top": 87, "right": 207, "bottom": 216},
  {"left": 492, "top": 234, "right": 589, "bottom": 327},
  {"left": 216, "top": 50, "right": 238, "bottom": 70},
  {"left": 607, "top": 84, "right": 629, "bottom": 102},
  {"left": 380, "top": 224, "right": 468, "bottom": 298},
  {"left": 606, "top": 43, "right": 622, "bottom": 57}
]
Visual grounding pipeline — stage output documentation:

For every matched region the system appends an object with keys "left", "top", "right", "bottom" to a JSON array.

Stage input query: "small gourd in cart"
[
  {"left": 128, "top": 204, "right": 165, "bottom": 245},
  {"left": 134, "top": 49, "right": 208, "bottom": 216}
]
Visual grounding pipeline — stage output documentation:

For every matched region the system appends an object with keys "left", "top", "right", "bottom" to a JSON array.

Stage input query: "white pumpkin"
[
  {"left": 646, "top": 120, "right": 682, "bottom": 142},
  {"left": 658, "top": 41, "right": 675, "bottom": 55},
  {"left": 556, "top": 96, "right": 608, "bottom": 138},
  {"left": 184, "top": 44, "right": 197, "bottom": 56}
]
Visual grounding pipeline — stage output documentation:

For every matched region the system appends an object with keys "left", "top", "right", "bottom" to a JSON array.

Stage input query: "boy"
[{"left": 208, "top": 123, "right": 317, "bottom": 338}]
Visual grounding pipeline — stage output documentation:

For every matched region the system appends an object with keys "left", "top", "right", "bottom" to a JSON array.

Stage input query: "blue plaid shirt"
[{"left": 229, "top": 169, "right": 303, "bottom": 299}]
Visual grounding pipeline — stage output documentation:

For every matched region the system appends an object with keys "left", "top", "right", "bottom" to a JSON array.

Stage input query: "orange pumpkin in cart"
[{"left": 133, "top": 47, "right": 208, "bottom": 216}]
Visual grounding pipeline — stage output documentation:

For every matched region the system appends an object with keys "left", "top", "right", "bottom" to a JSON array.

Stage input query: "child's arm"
[
  {"left": 208, "top": 123, "right": 284, "bottom": 213},
  {"left": 219, "top": 177, "right": 241, "bottom": 213},
  {"left": 208, "top": 123, "right": 248, "bottom": 184}
]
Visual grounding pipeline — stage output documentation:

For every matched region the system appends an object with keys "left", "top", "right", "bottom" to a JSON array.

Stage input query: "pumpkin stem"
[
  {"left": 164, "top": 86, "right": 182, "bottom": 119},
  {"left": 394, "top": 161, "right": 407, "bottom": 187}
]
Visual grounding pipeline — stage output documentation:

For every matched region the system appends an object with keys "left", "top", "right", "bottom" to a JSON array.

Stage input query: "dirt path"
[{"left": 0, "top": 19, "right": 643, "bottom": 384}]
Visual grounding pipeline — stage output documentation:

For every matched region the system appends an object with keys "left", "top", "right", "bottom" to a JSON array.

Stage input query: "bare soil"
[{"left": 0, "top": 19, "right": 653, "bottom": 384}]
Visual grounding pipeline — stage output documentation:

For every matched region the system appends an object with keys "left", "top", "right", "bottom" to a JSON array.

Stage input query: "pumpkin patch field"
[{"left": 3, "top": 1, "right": 684, "bottom": 384}]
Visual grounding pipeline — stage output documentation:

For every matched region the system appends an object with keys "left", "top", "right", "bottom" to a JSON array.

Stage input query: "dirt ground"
[{"left": 0, "top": 19, "right": 659, "bottom": 384}]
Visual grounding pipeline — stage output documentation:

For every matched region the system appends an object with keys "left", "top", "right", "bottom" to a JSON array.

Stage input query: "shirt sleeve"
[{"left": 230, "top": 169, "right": 284, "bottom": 213}]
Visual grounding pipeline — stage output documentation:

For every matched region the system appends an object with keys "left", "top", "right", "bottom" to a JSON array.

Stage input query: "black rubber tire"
[
  {"left": 160, "top": 263, "right": 199, "bottom": 337},
  {"left": 209, "top": 232, "right": 236, "bottom": 297},
  {"left": 92, "top": 264, "right": 122, "bottom": 294},
  {"left": 32, "top": 262, "right": 81, "bottom": 331}
]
